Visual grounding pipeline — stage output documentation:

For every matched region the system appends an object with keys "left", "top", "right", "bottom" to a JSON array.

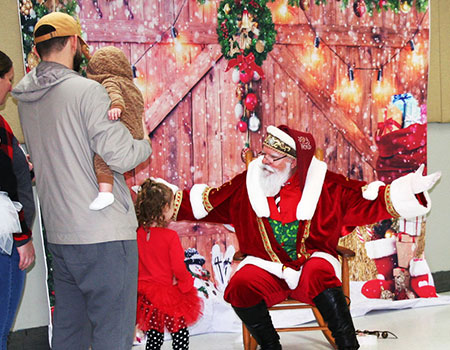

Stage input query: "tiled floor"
[{"left": 134, "top": 297, "right": 450, "bottom": 350}]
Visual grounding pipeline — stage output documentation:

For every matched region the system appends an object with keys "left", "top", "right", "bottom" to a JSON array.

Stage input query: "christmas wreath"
[{"left": 217, "top": 0, "right": 277, "bottom": 67}]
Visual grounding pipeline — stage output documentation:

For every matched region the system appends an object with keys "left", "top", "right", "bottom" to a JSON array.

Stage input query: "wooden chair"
[
  {"left": 235, "top": 246, "right": 355, "bottom": 350},
  {"left": 237, "top": 147, "right": 356, "bottom": 349}
]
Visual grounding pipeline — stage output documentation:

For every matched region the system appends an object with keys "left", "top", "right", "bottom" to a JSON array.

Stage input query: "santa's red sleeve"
[
  {"left": 173, "top": 172, "right": 246, "bottom": 224},
  {"left": 337, "top": 171, "right": 431, "bottom": 231}
]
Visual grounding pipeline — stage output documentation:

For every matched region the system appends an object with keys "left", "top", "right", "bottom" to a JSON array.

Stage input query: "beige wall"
[
  {"left": 428, "top": 0, "right": 450, "bottom": 123},
  {"left": 0, "top": 0, "right": 26, "bottom": 141}
]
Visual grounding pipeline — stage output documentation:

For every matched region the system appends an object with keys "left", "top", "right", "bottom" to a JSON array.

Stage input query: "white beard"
[{"left": 258, "top": 162, "right": 292, "bottom": 197}]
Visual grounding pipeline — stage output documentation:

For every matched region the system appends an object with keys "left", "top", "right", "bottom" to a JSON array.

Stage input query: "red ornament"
[
  {"left": 353, "top": 0, "right": 366, "bottom": 17},
  {"left": 378, "top": 0, "right": 387, "bottom": 8},
  {"left": 237, "top": 120, "right": 248, "bottom": 132},
  {"left": 244, "top": 93, "right": 258, "bottom": 111},
  {"left": 240, "top": 70, "right": 253, "bottom": 84}
]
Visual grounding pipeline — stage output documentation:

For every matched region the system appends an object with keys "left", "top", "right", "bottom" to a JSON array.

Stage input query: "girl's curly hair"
[{"left": 135, "top": 179, "right": 173, "bottom": 228}]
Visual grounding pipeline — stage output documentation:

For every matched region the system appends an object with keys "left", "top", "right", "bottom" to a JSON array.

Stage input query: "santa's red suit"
[
  {"left": 173, "top": 154, "right": 430, "bottom": 308},
  {"left": 170, "top": 125, "right": 434, "bottom": 350}
]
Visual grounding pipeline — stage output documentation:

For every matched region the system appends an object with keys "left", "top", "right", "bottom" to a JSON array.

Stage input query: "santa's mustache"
[{"left": 259, "top": 163, "right": 275, "bottom": 174}]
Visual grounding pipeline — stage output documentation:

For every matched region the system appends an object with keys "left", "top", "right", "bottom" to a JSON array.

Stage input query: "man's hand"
[
  {"left": 411, "top": 164, "right": 441, "bottom": 194},
  {"left": 141, "top": 117, "right": 151, "bottom": 143},
  {"left": 108, "top": 108, "right": 122, "bottom": 121},
  {"left": 17, "top": 240, "right": 35, "bottom": 270}
]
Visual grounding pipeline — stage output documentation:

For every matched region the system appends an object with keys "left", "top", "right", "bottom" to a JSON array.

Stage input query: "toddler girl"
[{"left": 135, "top": 179, "right": 202, "bottom": 350}]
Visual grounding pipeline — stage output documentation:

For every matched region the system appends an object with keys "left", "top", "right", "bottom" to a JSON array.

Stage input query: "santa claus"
[{"left": 159, "top": 125, "right": 440, "bottom": 350}]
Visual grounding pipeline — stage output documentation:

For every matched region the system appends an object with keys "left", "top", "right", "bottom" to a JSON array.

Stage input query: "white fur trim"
[
  {"left": 267, "top": 125, "right": 296, "bottom": 149},
  {"left": 236, "top": 252, "right": 341, "bottom": 290},
  {"left": 310, "top": 252, "right": 342, "bottom": 281},
  {"left": 189, "top": 184, "right": 209, "bottom": 219},
  {"left": 390, "top": 173, "right": 431, "bottom": 219},
  {"left": 246, "top": 156, "right": 270, "bottom": 218},
  {"left": 236, "top": 256, "right": 302, "bottom": 290},
  {"left": 364, "top": 237, "right": 397, "bottom": 259},
  {"left": 362, "top": 181, "right": 385, "bottom": 200},
  {"left": 236, "top": 256, "right": 283, "bottom": 277},
  {"left": 296, "top": 157, "right": 327, "bottom": 220},
  {"left": 409, "top": 258, "right": 431, "bottom": 277}
]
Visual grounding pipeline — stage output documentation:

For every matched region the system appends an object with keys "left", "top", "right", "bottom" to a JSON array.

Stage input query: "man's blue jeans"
[{"left": 0, "top": 245, "right": 25, "bottom": 350}]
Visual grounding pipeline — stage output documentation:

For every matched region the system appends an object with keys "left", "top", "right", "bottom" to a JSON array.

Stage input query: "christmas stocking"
[
  {"left": 409, "top": 258, "right": 438, "bottom": 298},
  {"left": 365, "top": 237, "right": 398, "bottom": 280}
]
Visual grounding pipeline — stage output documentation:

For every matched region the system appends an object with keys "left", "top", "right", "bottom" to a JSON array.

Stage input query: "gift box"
[
  {"left": 396, "top": 233, "right": 417, "bottom": 268},
  {"left": 391, "top": 93, "right": 422, "bottom": 128},
  {"left": 398, "top": 216, "right": 423, "bottom": 237},
  {"left": 376, "top": 106, "right": 402, "bottom": 139}
]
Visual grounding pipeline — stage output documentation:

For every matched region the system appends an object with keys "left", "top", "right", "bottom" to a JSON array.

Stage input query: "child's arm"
[
  {"left": 102, "top": 78, "right": 125, "bottom": 120},
  {"left": 169, "top": 232, "right": 195, "bottom": 293}
]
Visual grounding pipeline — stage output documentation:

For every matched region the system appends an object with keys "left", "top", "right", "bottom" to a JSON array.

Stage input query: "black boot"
[
  {"left": 233, "top": 301, "right": 282, "bottom": 350},
  {"left": 313, "top": 287, "right": 359, "bottom": 350}
]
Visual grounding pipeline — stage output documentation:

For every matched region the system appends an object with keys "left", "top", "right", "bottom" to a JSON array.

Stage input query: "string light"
[
  {"left": 314, "top": 35, "right": 320, "bottom": 48},
  {"left": 377, "top": 68, "right": 383, "bottom": 82},
  {"left": 131, "top": 0, "right": 189, "bottom": 75},
  {"left": 300, "top": 7, "right": 428, "bottom": 85},
  {"left": 170, "top": 26, "right": 178, "bottom": 39},
  {"left": 348, "top": 67, "right": 354, "bottom": 82}
]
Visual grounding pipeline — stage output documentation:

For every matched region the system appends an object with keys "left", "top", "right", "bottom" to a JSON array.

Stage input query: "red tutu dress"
[{"left": 136, "top": 226, "right": 203, "bottom": 333}]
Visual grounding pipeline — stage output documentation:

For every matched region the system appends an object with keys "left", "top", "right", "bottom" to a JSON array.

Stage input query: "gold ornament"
[
  {"left": 224, "top": 3, "right": 231, "bottom": 14},
  {"left": 400, "top": 0, "right": 411, "bottom": 13},
  {"left": 229, "top": 38, "right": 242, "bottom": 56},
  {"left": 255, "top": 40, "right": 265, "bottom": 53},
  {"left": 236, "top": 85, "right": 245, "bottom": 100},
  {"left": 385, "top": 228, "right": 395, "bottom": 238},
  {"left": 27, "top": 51, "right": 40, "bottom": 70},
  {"left": 300, "top": 0, "right": 310, "bottom": 11}
]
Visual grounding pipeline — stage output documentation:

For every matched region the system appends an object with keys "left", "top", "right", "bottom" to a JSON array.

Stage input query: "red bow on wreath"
[{"left": 225, "top": 52, "right": 265, "bottom": 79}]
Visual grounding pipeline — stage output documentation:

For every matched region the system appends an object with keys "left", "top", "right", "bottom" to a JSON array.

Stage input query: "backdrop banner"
[{"left": 18, "top": 0, "right": 450, "bottom": 339}]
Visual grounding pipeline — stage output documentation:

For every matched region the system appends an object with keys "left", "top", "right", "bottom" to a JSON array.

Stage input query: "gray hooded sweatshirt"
[{"left": 12, "top": 61, "right": 151, "bottom": 244}]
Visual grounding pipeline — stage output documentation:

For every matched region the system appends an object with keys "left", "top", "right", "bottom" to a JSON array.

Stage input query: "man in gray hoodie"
[{"left": 12, "top": 12, "right": 151, "bottom": 350}]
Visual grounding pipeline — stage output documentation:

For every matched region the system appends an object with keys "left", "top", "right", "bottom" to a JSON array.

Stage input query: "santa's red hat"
[{"left": 263, "top": 125, "right": 316, "bottom": 189}]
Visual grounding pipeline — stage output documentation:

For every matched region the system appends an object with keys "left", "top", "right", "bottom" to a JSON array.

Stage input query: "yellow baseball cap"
[{"left": 34, "top": 12, "right": 88, "bottom": 48}]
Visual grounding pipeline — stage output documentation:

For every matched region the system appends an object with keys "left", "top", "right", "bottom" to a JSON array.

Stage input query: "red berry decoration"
[
  {"left": 353, "top": 0, "right": 366, "bottom": 17},
  {"left": 237, "top": 120, "right": 248, "bottom": 132},
  {"left": 244, "top": 93, "right": 258, "bottom": 111},
  {"left": 239, "top": 70, "right": 253, "bottom": 84}
]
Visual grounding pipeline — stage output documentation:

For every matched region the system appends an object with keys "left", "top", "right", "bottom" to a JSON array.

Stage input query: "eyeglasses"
[{"left": 258, "top": 151, "right": 288, "bottom": 163}]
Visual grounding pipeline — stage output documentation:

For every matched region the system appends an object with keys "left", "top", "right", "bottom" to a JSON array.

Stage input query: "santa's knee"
[
  {"left": 300, "top": 258, "right": 342, "bottom": 300},
  {"left": 224, "top": 270, "right": 263, "bottom": 307}
]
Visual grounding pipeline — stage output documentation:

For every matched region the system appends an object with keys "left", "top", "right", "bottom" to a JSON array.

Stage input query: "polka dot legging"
[{"left": 145, "top": 328, "right": 189, "bottom": 350}]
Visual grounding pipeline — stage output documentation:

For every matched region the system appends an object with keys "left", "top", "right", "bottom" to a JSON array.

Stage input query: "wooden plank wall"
[{"left": 79, "top": 0, "right": 429, "bottom": 282}]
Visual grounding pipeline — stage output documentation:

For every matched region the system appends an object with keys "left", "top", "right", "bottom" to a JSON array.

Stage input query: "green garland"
[
  {"left": 309, "top": 0, "right": 428, "bottom": 15},
  {"left": 217, "top": 0, "right": 277, "bottom": 67},
  {"left": 199, "top": 0, "right": 428, "bottom": 15}
]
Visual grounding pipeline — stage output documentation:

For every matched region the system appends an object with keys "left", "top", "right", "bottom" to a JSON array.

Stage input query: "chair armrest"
[
  {"left": 336, "top": 245, "right": 355, "bottom": 258},
  {"left": 233, "top": 250, "right": 247, "bottom": 261}
]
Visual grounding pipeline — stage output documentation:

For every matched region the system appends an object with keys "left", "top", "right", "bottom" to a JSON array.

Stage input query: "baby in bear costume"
[{"left": 87, "top": 46, "right": 145, "bottom": 210}]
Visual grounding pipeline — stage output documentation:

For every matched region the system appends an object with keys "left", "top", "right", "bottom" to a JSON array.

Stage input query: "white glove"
[
  {"left": 282, "top": 267, "right": 302, "bottom": 290},
  {"left": 151, "top": 177, "right": 179, "bottom": 195},
  {"left": 411, "top": 164, "right": 441, "bottom": 194}
]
